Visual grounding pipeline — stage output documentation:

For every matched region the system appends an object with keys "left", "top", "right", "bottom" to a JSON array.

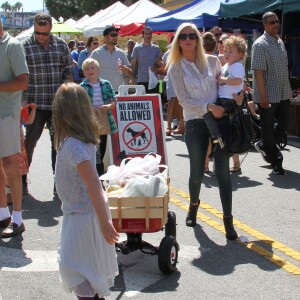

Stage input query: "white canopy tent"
[
  {"left": 65, "top": 18, "right": 76, "bottom": 25},
  {"left": 83, "top": 0, "right": 167, "bottom": 37},
  {"left": 74, "top": 1, "right": 127, "bottom": 31},
  {"left": 73, "top": 14, "right": 90, "bottom": 25}
]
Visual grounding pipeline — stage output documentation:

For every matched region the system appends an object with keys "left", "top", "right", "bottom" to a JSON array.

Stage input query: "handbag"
[
  {"left": 94, "top": 108, "right": 111, "bottom": 135},
  {"left": 228, "top": 105, "right": 255, "bottom": 154}
]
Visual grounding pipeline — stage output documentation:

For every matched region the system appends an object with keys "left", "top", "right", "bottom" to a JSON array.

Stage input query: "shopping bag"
[
  {"left": 94, "top": 108, "right": 111, "bottom": 135},
  {"left": 148, "top": 67, "right": 159, "bottom": 90}
]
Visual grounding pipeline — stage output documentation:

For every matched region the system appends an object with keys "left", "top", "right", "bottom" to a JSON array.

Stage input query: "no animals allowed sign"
[{"left": 110, "top": 94, "right": 167, "bottom": 166}]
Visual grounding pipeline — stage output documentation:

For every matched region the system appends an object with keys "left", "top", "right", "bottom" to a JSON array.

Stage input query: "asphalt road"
[{"left": 0, "top": 127, "right": 299, "bottom": 300}]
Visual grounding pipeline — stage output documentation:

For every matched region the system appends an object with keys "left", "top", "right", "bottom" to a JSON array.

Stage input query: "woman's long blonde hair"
[
  {"left": 166, "top": 22, "right": 207, "bottom": 72},
  {"left": 52, "top": 83, "right": 100, "bottom": 150}
]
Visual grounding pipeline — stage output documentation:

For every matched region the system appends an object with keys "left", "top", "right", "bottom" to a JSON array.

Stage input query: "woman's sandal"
[
  {"left": 165, "top": 128, "right": 172, "bottom": 136},
  {"left": 230, "top": 166, "right": 241, "bottom": 173},
  {"left": 172, "top": 128, "right": 185, "bottom": 135}
]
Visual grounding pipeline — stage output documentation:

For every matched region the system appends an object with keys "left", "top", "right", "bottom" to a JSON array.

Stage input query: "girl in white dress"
[{"left": 53, "top": 83, "right": 119, "bottom": 300}]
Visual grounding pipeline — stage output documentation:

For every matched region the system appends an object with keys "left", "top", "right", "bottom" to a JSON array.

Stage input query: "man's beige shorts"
[{"left": 0, "top": 115, "right": 20, "bottom": 158}]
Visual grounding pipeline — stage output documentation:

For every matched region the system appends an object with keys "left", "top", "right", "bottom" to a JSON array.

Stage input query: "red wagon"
[{"left": 108, "top": 179, "right": 179, "bottom": 274}]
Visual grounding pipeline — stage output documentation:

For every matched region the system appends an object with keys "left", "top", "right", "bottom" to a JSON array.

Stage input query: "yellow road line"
[{"left": 169, "top": 186, "right": 300, "bottom": 275}]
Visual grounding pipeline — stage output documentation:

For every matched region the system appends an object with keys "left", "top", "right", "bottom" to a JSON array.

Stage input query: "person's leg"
[
  {"left": 1, "top": 153, "right": 25, "bottom": 238},
  {"left": 0, "top": 160, "right": 11, "bottom": 226},
  {"left": 204, "top": 139, "right": 212, "bottom": 172},
  {"left": 23, "top": 110, "right": 50, "bottom": 192},
  {"left": 25, "top": 110, "right": 49, "bottom": 167},
  {"left": 2, "top": 154, "right": 22, "bottom": 212},
  {"left": 214, "top": 117, "right": 237, "bottom": 240},
  {"left": 177, "top": 118, "right": 185, "bottom": 131},
  {"left": 172, "top": 97, "right": 184, "bottom": 134},
  {"left": 166, "top": 98, "right": 174, "bottom": 135},
  {"left": 0, "top": 160, "right": 8, "bottom": 210},
  {"left": 274, "top": 99, "right": 290, "bottom": 145},
  {"left": 258, "top": 104, "right": 278, "bottom": 165},
  {"left": 230, "top": 154, "right": 241, "bottom": 172},
  {"left": 185, "top": 119, "right": 209, "bottom": 226},
  {"left": 46, "top": 111, "right": 56, "bottom": 175},
  {"left": 96, "top": 135, "right": 107, "bottom": 176}
]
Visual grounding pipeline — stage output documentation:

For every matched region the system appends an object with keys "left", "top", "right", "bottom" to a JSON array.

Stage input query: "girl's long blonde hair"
[
  {"left": 52, "top": 83, "right": 100, "bottom": 150},
  {"left": 166, "top": 22, "right": 207, "bottom": 72}
]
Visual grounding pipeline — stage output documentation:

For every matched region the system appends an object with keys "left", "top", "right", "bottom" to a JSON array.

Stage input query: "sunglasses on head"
[
  {"left": 265, "top": 20, "right": 280, "bottom": 25},
  {"left": 109, "top": 33, "right": 118, "bottom": 37},
  {"left": 178, "top": 33, "right": 198, "bottom": 41},
  {"left": 214, "top": 33, "right": 222, "bottom": 37},
  {"left": 34, "top": 31, "right": 50, "bottom": 36}
]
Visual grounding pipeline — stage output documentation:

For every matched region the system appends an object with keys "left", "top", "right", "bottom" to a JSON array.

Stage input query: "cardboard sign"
[{"left": 109, "top": 92, "right": 167, "bottom": 166}]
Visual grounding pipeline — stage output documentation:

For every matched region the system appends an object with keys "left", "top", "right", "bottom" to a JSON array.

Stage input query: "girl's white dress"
[{"left": 55, "top": 137, "right": 118, "bottom": 297}]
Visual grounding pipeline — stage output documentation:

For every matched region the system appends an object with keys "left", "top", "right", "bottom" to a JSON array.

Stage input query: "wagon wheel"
[
  {"left": 158, "top": 236, "right": 179, "bottom": 274},
  {"left": 165, "top": 211, "right": 177, "bottom": 239}
]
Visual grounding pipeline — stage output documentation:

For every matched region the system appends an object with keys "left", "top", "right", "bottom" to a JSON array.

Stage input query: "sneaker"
[
  {"left": 272, "top": 164, "right": 285, "bottom": 175},
  {"left": 254, "top": 140, "right": 270, "bottom": 163}
]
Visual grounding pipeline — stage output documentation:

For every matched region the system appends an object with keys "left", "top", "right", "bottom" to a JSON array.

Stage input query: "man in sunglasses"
[
  {"left": 131, "top": 26, "right": 162, "bottom": 93},
  {"left": 252, "top": 12, "right": 291, "bottom": 175},
  {"left": 210, "top": 26, "right": 223, "bottom": 43},
  {"left": 22, "top": 13, "right": 73, "bottom": 194},
  {"left": 91, "top": 25, "right": 131, "bottom": 93}
]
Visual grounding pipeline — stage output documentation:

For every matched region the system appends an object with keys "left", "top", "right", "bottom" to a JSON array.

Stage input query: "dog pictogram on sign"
[{"left": 123, "top": 122, "right": 152, "bottom": 151}]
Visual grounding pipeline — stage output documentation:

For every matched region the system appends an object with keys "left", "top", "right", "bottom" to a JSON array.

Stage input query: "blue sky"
[{"left": 16, "top": 0, "right": 45, "bottom": 12}]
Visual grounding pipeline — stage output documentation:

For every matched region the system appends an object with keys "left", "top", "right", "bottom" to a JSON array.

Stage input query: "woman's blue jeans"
[{"left": 185, "top": 118, "right": 233, "bottom": 216}]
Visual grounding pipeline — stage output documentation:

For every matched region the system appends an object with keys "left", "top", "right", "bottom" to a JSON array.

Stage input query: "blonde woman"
[{"left": 167, "top": 23, "right": 238, "bottom": 240}]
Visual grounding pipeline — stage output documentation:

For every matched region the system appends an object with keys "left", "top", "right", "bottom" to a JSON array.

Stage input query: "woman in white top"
[{"left": 167, "top": 23, "right": 238, "bottom": 240}]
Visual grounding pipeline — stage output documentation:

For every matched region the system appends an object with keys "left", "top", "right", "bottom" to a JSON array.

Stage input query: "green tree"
[
  {"left": 13, "top": 1, "right": 23, "bottom": 11},
  {"left": 45, "top": 0, "right": 83, "bottom": 19},
  {"left": 1, "top": 1, "right": 12, "bottom": 11},
  {"left": 45, "top": 0, "right": 164, "bottom": 20}
]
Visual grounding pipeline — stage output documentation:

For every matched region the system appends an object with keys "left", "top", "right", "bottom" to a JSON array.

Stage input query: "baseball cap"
[
  {"left": 103, "top": 25, "right": 120, "bottom": 36},
  {"left": 77, "top": 41, "right": 85, "bottom": 48},
  {"left": 126, "top": 39, "right": 134, "bottom": 45}
]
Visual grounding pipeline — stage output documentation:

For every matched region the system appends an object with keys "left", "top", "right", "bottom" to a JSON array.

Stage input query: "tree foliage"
[{"left": 1, "top": 1, "right": 12, "bottom": 11}]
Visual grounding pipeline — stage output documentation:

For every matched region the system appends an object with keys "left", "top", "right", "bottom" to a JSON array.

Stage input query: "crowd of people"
[{"left": 0, "top": 11, "right": 292, "bottom": 300}]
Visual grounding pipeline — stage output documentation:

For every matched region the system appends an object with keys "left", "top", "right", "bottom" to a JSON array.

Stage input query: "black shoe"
[
  {"left": 186, "top": 201, "right": 200, "bottom": 227},
  {"left": 254, "top": 140, "right": 270, "bottom": 163},
  {"left": 0, "top": 216, "right": 11, "bottom": 228},
  {"left": 1, "top": 222, "right": 25, "bottom": 238},
  {"left": 272, "top": 164, "right": 285, "bottom": 175},
  {"left": 223, "top": 215, "right": 238, "bottom": 240}
]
